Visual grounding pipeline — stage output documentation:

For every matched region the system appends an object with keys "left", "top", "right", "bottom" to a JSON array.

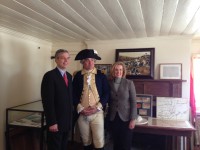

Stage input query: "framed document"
[{"left": 159, "top": 63, "right": 182, "bottom": 79}]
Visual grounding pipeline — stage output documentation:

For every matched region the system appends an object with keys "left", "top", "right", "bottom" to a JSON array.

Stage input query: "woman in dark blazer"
[{"left": 109, "top": 61, "right": 137, "bottom": 150}]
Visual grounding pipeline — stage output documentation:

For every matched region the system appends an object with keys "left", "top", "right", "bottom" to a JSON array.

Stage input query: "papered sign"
[{"left": 156, "top": 97, "right": 189, "bottom": 121}]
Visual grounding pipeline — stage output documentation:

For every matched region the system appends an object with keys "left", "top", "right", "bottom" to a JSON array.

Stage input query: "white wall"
[
  {"left": 0, "top": 32, "right": 52, "bottom": 150},
  {"left": 84, "top": 36, "right": 191, "bottom": 99},
  {"left": 51, "top": 36, "right": 191, "bottom": 100},
  {"left": 192, "top": 39, "right": 200, "bottom": 53}
]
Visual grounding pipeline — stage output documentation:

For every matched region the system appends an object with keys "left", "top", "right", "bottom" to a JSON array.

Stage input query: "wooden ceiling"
[{"left": 1, "top": 0, "right": 200, "bottom": 43}]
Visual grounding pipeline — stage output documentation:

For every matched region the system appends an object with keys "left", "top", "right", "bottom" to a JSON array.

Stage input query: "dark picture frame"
[
  {"left": 95, "top": 64, "right": 112, "bottom": 78},
  {"left": 136, "top": 94, "right": 153, "bottom": 117},
  {"left": 115, "top": 48, "right": 155, "bottom": 79}
]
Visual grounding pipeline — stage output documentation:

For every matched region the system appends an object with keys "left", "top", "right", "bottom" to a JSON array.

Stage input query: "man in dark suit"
[{"left": 41, "top": 49, "right": 73, "bottom": 150}]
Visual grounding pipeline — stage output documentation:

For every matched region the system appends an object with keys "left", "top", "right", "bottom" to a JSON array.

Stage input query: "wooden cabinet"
[
  {"left": 132, "top": 79, "right": 186, "bottom": 149},
  {"left": 133, "top": 79, "right": 186, "bottom": 97},
  {"left": 133, "top": 79, "right": 186, "bottom": 117}
]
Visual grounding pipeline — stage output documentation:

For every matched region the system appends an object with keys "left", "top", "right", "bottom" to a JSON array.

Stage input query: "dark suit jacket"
[
  {"left": 41, "top": 68, "right": 73, "bottom": 132},
  {"left": 109, "top": 78, "right": 137, "bottom": 122}
]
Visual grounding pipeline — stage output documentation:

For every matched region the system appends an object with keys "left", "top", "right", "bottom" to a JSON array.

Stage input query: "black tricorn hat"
[{"left": 75, "top": 49, "right": 101, "bottom": 60}]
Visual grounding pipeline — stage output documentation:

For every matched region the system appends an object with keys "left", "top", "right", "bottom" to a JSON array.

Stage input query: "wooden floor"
[
  {"left": 68, "top": 142, "right": 83, "bottom": 150},
  {"left": 68, "top": 141, "right": 200, "bottom": 150},
  {"left": 67, "top": 141, "right": 160, "bottom": 150},
  {"left": 194, "top": 146, "right": 200, "bottom": 150}
]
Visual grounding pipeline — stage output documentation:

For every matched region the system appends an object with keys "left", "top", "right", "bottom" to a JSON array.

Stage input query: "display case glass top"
[
  {"left": 6, "top": 100, "right": 46, "bottom": 150},
  {"left": 6, "top": 100, "right": 45, "bottom": 128},
  {"left": 9, "top": 100, "right": 43, "bottom": 112}
]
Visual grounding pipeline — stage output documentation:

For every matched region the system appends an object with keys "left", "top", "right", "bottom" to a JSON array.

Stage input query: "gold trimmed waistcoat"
[{"left": 80, "top": 68, "right": 100, "bottom": 108}]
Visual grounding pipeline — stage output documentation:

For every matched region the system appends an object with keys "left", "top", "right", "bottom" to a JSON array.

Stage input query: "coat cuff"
[
  {"left": 77, "top": 103, "right": 84, "bottom": 113},
  {"left": 96, "top": 102, "right": 103, "bottom": 110}
]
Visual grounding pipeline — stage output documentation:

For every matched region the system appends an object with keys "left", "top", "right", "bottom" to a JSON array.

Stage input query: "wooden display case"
[{"left": 5, "top": 100, "right": 46, "bottom": 150}]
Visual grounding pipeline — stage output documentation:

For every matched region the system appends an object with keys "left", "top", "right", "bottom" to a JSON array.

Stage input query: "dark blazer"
[
  {"left": 41, "top": 68, "right": 73, "bottom": 132},
  {"left": 73, "top": 70, "right": 109, "bottom": 108},
  {"left": 109, "top": 78, "right": 137, "bottom": 122}
]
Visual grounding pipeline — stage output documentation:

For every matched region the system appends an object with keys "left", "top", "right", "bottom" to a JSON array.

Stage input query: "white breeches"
[{"left": 77, "top": 110, "right": 104, "bottom": 148}]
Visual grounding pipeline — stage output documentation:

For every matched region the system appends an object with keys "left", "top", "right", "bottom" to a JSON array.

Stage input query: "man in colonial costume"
[{"left": 73, "top": 49, "right": 109, "bottom": 150}]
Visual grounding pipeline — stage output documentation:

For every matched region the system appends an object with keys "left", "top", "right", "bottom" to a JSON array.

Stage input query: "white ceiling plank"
[
  {"left": 14, "top": 0, "right": 100, "bottom": 40},
  {"left": 0, "top": 18, "right": 67, "bottom": 43},
  {"left": 183, "top": 7, "right": 200, "bottom": 35},
  {"left": 140, "top": 0, "right": 164, "bottom": 37},
  {"left": 0, "top": 6, "right": 78, "bottom": 41},
  {"left": 99, "top": 0, "right": 136, "bottom": 38},
  {"left": 41, "top": 0, "right": 109, "bottom": 40},
  {"left": 0, "top": 0, "right": 200, "bottom": 42},
  {"left": 0, "top": 15, "right": 77, "bottom": 43},
  {"left": 118, "top": 0, "right": 146, "bottom": 38},
  {"left": 0, "top": 15, "right": 77, "bottom": 42},
  {"left": 0, "top": 1, "right": 87, "bottom": 41},
  {"left": 77, "top": 0, "right": 125, "bottom": 39},
  {"left": 160, "top": 0, "right": 179, "bottom": 35},
  {"left": 170, "top": 0, "right": 200, "bottom": 35}
]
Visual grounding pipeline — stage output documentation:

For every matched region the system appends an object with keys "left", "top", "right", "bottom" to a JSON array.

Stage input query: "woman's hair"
[{"left": 110, "top": 61, "right": 127, "bottom": 79}]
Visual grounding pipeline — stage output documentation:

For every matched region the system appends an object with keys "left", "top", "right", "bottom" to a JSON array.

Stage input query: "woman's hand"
[{"left": 129, "top": 119, "right": 136, "bottom": 129}]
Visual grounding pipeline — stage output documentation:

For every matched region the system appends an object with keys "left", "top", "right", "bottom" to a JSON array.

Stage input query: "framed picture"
[
  {"left": 159, "top": 63, "right": 182, "bottom": 79},
  {"left": 95, "top": 64, "right": 112, "bottom": 77},
  {"left": 115, "top": 48, "right": 155, "bottom": 79},
  {"left": 136, "top": 94, "right": 153, "bottom": 117}
]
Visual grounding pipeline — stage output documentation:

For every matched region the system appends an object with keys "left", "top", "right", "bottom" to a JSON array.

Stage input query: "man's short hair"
[{"left": 51, "top": 49, "right": 68, "bottom": 59}]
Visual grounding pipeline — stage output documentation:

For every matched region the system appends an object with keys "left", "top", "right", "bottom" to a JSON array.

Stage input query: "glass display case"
[{"left": 5, "top": 100, "right": 46, "bottom": 150}]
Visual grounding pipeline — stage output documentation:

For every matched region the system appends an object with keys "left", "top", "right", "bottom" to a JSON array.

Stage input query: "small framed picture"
[
  {"left": 95, "top": 64, "right": 112, "bottom": 78},
  {"left": 139, "top": 109, "right": 147, "bottom": 116},
  {"left": 136, "top": 94, "right": 153, "bottom": 117},
  {"left": 159, "top": 63, "right": 182, "bottom": 79},
  {"left": 142, "top": 103, "right": 150, "bottom": 109}
]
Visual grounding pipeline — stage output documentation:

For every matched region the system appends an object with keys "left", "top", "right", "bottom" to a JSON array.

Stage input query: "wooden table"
[{"left": 134, "top": 117, "right": 195, "bottom": 150}]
